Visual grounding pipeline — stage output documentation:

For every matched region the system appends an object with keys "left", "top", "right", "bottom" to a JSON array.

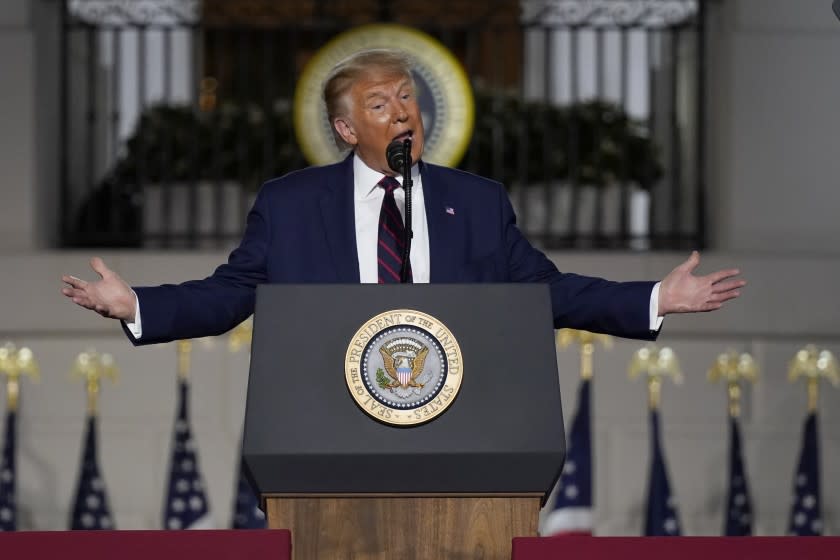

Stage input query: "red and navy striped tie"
[{"left": 377, "top": 176, "right": 412, "bottom": 283}]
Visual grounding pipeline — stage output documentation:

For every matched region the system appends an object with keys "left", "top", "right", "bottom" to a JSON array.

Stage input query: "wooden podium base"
[{"left": 266, "top": 495, "right": 541, "bottom": 560}]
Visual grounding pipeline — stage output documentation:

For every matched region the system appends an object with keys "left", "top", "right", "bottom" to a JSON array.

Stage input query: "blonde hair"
[{"left": 323, "top": 49, "right": 415, "bottom": 150}]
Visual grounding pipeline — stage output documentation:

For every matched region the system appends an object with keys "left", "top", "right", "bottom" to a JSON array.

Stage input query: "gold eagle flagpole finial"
[
  {"left": 70, "top": 350, "right": 118, "bottom": 415},
  {"left": 0, "top": 342, "right": 40, "bottom": 412},
  {"left": 708, "top": 350, "right": 758, "bottom": 418},
  {"left": 228, "top": 316, "right": 253, "bottom": 354},
  {"left": 788, "top": 345, "right": 839, "bottom": 413},
  {"left": 628, "top": 345, "right": 683, "bottom": 410},
  {"left": 556, "top": 329, "right": 612, "bottom": 379}
]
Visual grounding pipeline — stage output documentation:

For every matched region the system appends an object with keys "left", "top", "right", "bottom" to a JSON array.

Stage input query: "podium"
[{"left": 243, "top": 284, "right": 566, "bottom": 559}]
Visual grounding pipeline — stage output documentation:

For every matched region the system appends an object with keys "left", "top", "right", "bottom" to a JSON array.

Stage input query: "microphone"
[
  {"left": 385, "top": 138, "right": 413, "bottom": 283},
  {"left": 387, "top": 139, "right": 412, "bottom": 173}
]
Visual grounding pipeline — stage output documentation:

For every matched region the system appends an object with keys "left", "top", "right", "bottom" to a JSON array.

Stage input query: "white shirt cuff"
[
  {"left": 649, "top": 282, "right": 664, "bottom": 331},
  {"left": 124, "top": 290, "right": 142, "bottom": 339}
]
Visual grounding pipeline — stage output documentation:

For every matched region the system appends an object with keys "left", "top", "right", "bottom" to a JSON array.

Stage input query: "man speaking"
[{"left": 61, "top": 49, "right": 745, "bottom": 343}]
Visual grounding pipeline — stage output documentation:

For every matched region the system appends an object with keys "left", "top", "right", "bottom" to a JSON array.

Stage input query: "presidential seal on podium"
[{"left": 345, "top": 309, "right": 463, "bottom": 426}]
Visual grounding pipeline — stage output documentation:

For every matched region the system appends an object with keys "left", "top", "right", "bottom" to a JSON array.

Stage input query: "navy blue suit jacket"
[{"left": 130, "top": 155, "right": 658, "bottom": 345}]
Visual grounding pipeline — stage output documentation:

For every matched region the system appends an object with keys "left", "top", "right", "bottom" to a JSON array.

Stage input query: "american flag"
[
  {"left": 232, "top": 458, "right": 266, "bottom": 529},
  {"left": 542, "top": 379, "right": 592, "bottom": 536},
  {"left": 69, "top": 415, "right": 115, "bottom": 530},
  {"left": 644, "top": 410, "right": 681, "bottom": 536},
  {"left": 787, "top": 412, "right": 822, "bottom": 536},
  {"left": 163, "top": 380, "right": 212, "bottom": 529},
  {"left": 724, "top": 417, "right": 753, "bottom": 536},
  {"left": 0, "top": 411, "right": 16, "bottom": 531}
]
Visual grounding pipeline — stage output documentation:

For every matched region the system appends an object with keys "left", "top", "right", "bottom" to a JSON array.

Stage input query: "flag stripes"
[{"left": 542, "top": 379, "right": 592, "bottom": 536}]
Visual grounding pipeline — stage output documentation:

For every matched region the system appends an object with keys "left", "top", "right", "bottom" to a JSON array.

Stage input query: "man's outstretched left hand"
[{"left": 658, "top": 251, "right": 746, "bottom": 315}]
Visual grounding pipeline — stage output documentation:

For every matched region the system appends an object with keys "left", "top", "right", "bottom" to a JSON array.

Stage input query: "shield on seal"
[{"left": 396, "top": 356, "right": 412, "bottom": 386}]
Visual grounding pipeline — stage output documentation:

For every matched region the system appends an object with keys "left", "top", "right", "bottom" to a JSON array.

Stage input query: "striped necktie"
[{"left": 377, "top": 176, "right": 412, "bottom": 283}]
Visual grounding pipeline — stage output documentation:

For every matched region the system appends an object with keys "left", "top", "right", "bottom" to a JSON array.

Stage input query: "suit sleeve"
[
  {"left": 122, "top": 187, "right": 272, "bottom": 345},
  {"left": 498, "top": 185, "right": 658, "bottom": 340}
]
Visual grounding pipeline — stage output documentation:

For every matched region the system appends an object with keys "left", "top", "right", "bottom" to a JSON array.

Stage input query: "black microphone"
[
  {"left": 834, "top": 0, "right": 840, "bottom": 21},
  {"left": 385, "top": 138, "right": 413, "bottom": 283},
  {"left": 386, "top": 139, "right": 411, "bottom": 173}
]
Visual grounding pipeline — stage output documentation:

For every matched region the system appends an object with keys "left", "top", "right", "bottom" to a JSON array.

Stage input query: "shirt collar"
[{"left": 353, "top": 153, "right": 421, "bottom": 201}]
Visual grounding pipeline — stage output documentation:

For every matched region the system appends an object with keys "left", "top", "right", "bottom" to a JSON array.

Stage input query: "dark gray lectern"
[{"left": 243, "top": 284, "right": 565, "bottom": 559}]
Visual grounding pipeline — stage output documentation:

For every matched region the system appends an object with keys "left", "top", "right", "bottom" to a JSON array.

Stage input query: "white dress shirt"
[
  {"left": 126, "top": 153, "right": 662, "bottom": 337},
  {"left": 353, "top": 154, "right": 429, "bottom": 283}
]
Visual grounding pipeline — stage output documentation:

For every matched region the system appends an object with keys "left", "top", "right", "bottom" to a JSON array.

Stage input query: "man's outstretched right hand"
[{"left": 61, "top": 257, "right": 137, "bottom": 322}]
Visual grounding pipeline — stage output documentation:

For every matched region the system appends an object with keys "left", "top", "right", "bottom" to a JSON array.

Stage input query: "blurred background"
[{"left": 0, "top": 0, "right": 839, "bottom": 534}]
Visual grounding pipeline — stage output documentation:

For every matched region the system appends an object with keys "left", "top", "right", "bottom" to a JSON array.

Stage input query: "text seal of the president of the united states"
[{"left": 345, "top": 310, "right": 463, "bottom": 426}]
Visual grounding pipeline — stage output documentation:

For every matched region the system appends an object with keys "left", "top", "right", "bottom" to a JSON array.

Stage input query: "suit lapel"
[
  {"left": 319, "top": 154, "right": 360, "bottom": 282},
  {"left": 421, "top": 162, "right": 461, "bottom": 283}
]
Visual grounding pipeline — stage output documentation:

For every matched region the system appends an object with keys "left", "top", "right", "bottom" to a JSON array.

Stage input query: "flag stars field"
[
  {"left": 164, "top": 381, "right": 212, "bottom": 529},
  {"left": 70, "top": 417, "right": 115, "bottom": 530}
]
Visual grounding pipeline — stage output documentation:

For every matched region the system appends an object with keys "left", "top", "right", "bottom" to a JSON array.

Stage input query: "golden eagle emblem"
[{"left": 379, "top": 342, "right": 429, "bottom": 389}]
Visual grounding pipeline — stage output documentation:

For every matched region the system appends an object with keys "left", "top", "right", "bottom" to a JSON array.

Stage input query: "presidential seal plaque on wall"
[
  {"left": 345, "top": 310, "right": 463, "bottom": 426},
  {"left": 293, "top": 23, "right": 475, "bottom": 167}
]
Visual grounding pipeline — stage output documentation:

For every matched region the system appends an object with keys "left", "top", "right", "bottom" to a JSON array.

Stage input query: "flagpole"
[
  {"left": 629, "top": 344, "right": 682, "bottom": 536},
  {"left": 709, "top": 350, "right": 758, "bottom": 537},
  {"left": 0, "top": 343, "right": 38, "bottom": 532},
  {"left": 164, "top": 338, "right": 213, "bottom": 529},
  {"left": 177, "top": 340, "right": 191, "bottom": 381},
  {"left": 0, "top": 343, "right": 39, "bottom": 412},
  {"left": 543, "top": 330, "right": 610, "bottom": 536},
  {"left": 69, "top": 349, "right": 117, "bottom": 530},
  {"left": 786, "top": 345, "right": 837, "bottom": 537}
]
